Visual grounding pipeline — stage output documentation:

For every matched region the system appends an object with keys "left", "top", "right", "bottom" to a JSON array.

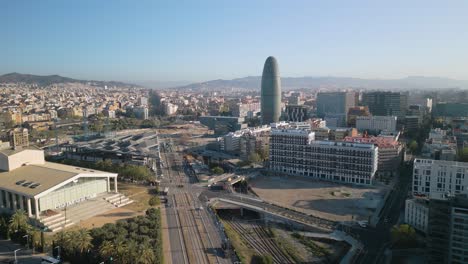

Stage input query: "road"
[
  {"left": 159, "top": 134, "right": 231, "bottom": 264},
  {"left": 347, "top": 163, "right": 413, "bottom": 264},
  {"left": 0, "top": 239, "right": 44, "bottom": 264}
]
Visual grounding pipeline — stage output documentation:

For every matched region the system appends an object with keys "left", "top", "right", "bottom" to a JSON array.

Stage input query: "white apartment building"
[
  {"left": 412, "top": 159, "right": 468, "bottom": 200},
  {"left": 405, "top": 198, "right": 429, "bottom": 233},
  {"left": 356, "top": 116, "right": 397, "bottom": 132},
  {"left": 164, "top": 102, "right": 178, "bottom": 115},
  {"left": 269, "top": 128, "right": 378, "bottom": 185}
]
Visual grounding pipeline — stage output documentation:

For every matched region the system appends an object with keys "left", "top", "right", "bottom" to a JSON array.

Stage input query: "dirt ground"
[
  {"left": 250, "top": 175, "right": 388, "bottom": 221},
  {"left": 77, "top": 207, "right": 144, "bottom": 229}
]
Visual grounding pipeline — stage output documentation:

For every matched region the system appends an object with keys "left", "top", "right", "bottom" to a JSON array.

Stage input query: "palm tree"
[
  {"left": 75, "top": 229, "right": 92, "bottom": 254},
  {"left": 137, "top": 245, "right": 156, "bottom": 264},
  {"left": 113, "top": 239, "right": 128, "bottom": 264},
  {"left": 99, "top": 240, "right": 115, "bottom": 260},
  {"left": 8, "top": 210, "right": 29, "bottom": 234}
]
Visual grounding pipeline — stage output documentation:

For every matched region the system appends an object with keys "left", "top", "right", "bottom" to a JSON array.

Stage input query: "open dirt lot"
[{"left": 250, "top": 175, "right": 388, "bottom": 221}]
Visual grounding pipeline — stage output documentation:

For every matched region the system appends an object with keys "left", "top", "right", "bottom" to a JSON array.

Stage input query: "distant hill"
[
  {"left": 0, "top": 73, "right": 140, "bottom": 87},
  {"left": 172, "top": 76, "right": 468, "bottom": 91}
]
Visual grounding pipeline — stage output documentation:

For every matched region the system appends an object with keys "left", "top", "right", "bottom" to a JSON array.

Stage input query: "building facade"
[
  {"left": 356, "top": 116, "right": 397, "bottom": 132},
  {"left": 412, "top": 159, "right": 468, "bottom": 200},
  {"left": 316, "top": 92, "right": 356, "bottom": 118},
  {"left": 269, "top": 128, "right": 378, "bottom": 185},
  {"left": 427, "top": 195, "right": 468, "bottom": 264},
  {"left": 362, "top": 91, "right": 408, "bottom": 119},
  {"left": 285, "top": 105, "right": 308, "bottom": 122},
  {"left": 404, "top": 198, "right": 429, "bottom": 233}
]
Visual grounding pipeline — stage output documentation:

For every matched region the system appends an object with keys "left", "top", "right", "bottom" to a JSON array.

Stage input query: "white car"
[{"left": 357, "top": 221, "right": 368, "bottom": 228}]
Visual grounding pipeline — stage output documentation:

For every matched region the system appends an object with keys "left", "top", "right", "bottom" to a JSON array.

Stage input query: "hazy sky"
[{"left": 2, "top": 0, "right": 468, "bottom": 82}]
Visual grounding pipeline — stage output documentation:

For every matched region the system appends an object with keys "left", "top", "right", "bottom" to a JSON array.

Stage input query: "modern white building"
[
  {"left": 0, "top": 146, "right": 128, "bottom": 232},
  {"left": 405, "top": 198, "right": 429, "bottom": 233},
  {"left": 412, "top": 159, "right": 468, "bottom": 200},
  {"left": 269, "top": 127, "right": 378, "bottom": 185},
  {"left": 356, "top": 116, "right": 397, "bottom": 132}
]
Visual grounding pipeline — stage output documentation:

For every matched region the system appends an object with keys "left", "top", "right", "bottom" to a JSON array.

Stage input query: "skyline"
[{"left": 3, "top": 1, "right": 468, "bottom": 82}]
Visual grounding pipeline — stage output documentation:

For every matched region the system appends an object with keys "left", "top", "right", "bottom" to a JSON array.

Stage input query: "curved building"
[{"left": 261, "top": 56, "right": 281, "bottom": 124}]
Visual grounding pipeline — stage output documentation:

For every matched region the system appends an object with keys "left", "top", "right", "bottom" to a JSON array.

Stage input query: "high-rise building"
[
  {"left": 9, "top": 128, "right": 29, "bottom": 148},
  {"left": 316, "top": 92, "right": 356, "bottom": 126},
  {"left": 285, "top": 105, "right": 308, "bottom": 122},
  {"left": 362, "top": 91, "right": 408, "bottom": 119},
  {"left": 427, "top": 195, "right": 468, "bottom": 264},
  {"left": 261, "top": 56, "right": 281, "bottom": 125}
]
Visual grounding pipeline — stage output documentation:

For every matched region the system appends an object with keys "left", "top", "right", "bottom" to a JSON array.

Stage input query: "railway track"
[
  {"left": 225, "top": 218, "right": 294, "bottom": 263},
  {"left": 174, "top": 192, "right": 210, "bottom": 264}
]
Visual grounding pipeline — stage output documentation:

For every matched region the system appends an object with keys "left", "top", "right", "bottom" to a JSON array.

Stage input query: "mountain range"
[
  {"left": 2, "top": 72, "right": 468, "bottom": 91},
  {"left": 173, "top": 76, "right": 468, "bottom": 91},
  {"left": 0, "top": 73, "right": 139, "bottom": 88}
]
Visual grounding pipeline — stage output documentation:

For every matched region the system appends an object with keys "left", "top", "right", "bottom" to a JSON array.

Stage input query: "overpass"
[{"left": 206, "top": 192, "right": 336, "bottom": 232}]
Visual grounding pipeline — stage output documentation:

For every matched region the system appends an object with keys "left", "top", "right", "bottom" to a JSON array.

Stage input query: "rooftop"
[{"left": 0, "top": 162, "right": 115, "bottom": 197}]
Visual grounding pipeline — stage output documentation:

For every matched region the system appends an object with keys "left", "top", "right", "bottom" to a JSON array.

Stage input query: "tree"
[
  {"left": 391, "top": 224, "right": 417, "bottom": 248},
  {"left": 99, "top": 240, "right": 114, "bottom": 256},
  {"left": 459, "top": 147, "right": 468, "bottom": 162},
  {"left": 75, "top": 229, "right": 92, "bottom": 254},
  {"left": 211, "top": 166, "right": 224, "bottom": 175},
  {"left": 408, "top": 140, "right": 418, "bottom": 154},
  {"left": 138, "top": 244, "right": 156, "bottom": 264},
  {"left": 248, "top": 153, "right": 262, "bottom": 163},
  {"left": 8, "top": 210, "right": 30, "bottom": 235},
  {"left": 148, "top": 196, "right": 160, "bottom": 206}
]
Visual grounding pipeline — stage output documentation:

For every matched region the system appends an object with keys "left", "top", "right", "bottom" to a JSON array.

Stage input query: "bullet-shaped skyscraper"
[{"left": 261, "top": 56, "right": 281, "bottom": 124}]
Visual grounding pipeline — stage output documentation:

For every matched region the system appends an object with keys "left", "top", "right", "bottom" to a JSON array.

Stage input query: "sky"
[{"left": 2, "top": 0, "right": 468, "bottom": 83}]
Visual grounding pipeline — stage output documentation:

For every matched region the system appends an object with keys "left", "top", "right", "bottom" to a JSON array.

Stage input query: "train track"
[
  {"left": 225, "top": 218, "right": 294, "bottom": 263},
  {"left": 174, "top": 192, "right": 210, "bottom": 264}
]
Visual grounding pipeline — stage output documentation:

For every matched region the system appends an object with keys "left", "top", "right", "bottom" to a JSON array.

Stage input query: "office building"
[
  {"left": 347, "top": 106, "right": 370, "bottom": 127},
  {"left": 362, "top": 91, "right": 408, "bottom": 119},
  {"left": 427, "top": 195, "right": 468, "bottom": 264},
  {"left": 200, "top": 116, "right": 246, "bottom": 135},
  {"left": 285, "top": 105, "right": 309, "bottom": 122},
  {"left": 356, "top": 116, "right": 397, "bottom": 132},
  {"left": 412, "top": 159, "right": 468, "bottom": 200},
  {"left": 316, "top": 92, "right": 356, "bottom": 119},
  {"left": 405, "top": 198, "right": 429, "bottom": 233},
  {"left": 433, "top": 103, "right": 468, "bottom": 118},
  {"left": 133, "top": 106, "right": 149, "bottom": 120},
  {"left": 269, "top": 126, "right": 378, "bottom": 185},
  {"left": 422, "top": 128, "right": 457, "bottom": 161},
  {"left": 261, "top": 56, "right": 281, "bottom": 124}
]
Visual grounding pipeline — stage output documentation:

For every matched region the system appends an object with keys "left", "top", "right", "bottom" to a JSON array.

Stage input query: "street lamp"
[
  {"left": 54, "top": 246, "right": 61, "bottom": 260},
  {"left": 13, "top": 249, "right": 21, "bottom": 264},
  {"left": 23, "top": 234, "right": 29, "bottom": 249}
]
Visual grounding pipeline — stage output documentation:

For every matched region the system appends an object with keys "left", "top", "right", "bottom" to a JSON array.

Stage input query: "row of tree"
[
  {"left": 53, "top": 208, "right": 162, "bottom": 264},
  {"left": 0, "top": 210, "right": 44, "bottom": 251}
]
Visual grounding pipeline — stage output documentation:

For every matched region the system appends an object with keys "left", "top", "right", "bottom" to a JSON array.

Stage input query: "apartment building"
[
  {"left": 344, "top": 135, "right": 402, "bottom": 177},
  {"left": 269, "top": 127, "right": 378, "bottom": 185}
]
